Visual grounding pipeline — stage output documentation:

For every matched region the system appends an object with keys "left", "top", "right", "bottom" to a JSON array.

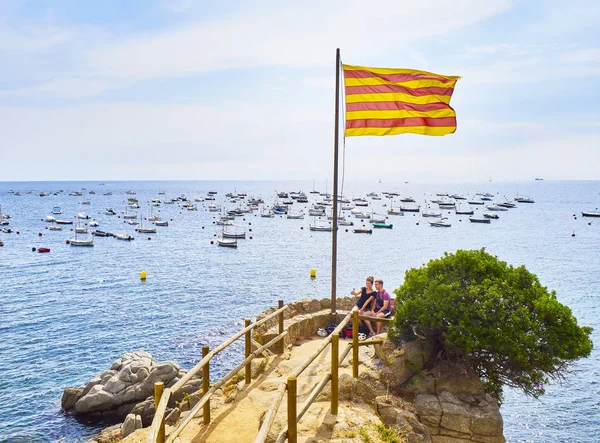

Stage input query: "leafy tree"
[{"left": 392, "top": 249, "right": 593, "bottom": 401}]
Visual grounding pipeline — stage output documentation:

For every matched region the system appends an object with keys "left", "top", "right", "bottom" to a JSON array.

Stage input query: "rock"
[
  {"left": 165, "top": 407, "right": 181, "bottom": 425},
  {"left": 338, "top": 373, "right": 384, "bottom": 403},
  {"left": 376, "top": 395, "right": 432, "bottom": 443},
  {"left": 375, "top": 337, "right": 437, "bottom": 394},
  {"left": 61, "top": 387, "right": 84, "bottom": 411},
  {"left": 63, "top": 351, "right": 184, "bottom": 422},
  {"left": 251, "top": 357, "right": 267, "bottom": 378},
  {"left": 130, "top": 396, "right": 155, "bottom": 427},
  {"left": 121, "top": 413, "right": 142, "bottom": 438},
  {"left": 85, "top": 424, "right": 122, "bottom": 443}
]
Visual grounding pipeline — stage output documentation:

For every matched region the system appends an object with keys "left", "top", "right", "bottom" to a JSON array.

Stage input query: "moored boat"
[
  {"left": 469, "top": 217, "right": 491, "bottom": 224},
  {"left": 372, "top": 223, "right": 393, "bottom": 229},
  {"left": 429, "top": 218, "right": 451, "bottom": 227},
  {"left": 217, "top": 236, "right": 237, "bottom": 248},
  {"left": 581, "top": 211, "right": 600, "bottom": 217}
]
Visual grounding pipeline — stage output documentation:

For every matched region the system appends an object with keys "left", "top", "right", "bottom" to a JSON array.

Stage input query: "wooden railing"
[
  {"left": 255, "top": 307, "right": 394, "bottom": 443},
  {"left": 148, "top": 301, "right": 394, "bottom": 443},
  {"left": 146, "top": 300, "right": 289, "bottom": 443}
]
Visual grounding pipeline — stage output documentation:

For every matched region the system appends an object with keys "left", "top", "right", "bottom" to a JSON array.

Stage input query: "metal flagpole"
[{"left": 331, "top": 48, "right": 341, "bottom": 319}]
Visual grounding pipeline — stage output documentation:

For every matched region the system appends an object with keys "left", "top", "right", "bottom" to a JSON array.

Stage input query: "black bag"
[{"left": 339, "top": 322, "right": 353, "bottom": 339}]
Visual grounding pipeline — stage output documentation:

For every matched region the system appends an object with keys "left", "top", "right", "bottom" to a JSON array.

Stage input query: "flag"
[{"left": 342, "top": 64, "right": 460, "bottom": 137}]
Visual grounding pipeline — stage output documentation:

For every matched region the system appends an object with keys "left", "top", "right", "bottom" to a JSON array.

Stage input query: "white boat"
[
  {"left": 114, "top": 232, "right": 134, "bottom": 241},
  {"left": 77, "top": 212, "right": 90, "bottom": 219},
  {"left": 127, "top": 219, "right": 138, "bottom": 225},
  {"left": 309, "top": 216, "right": 334, "bottom": 231},
  {"left": 154, "top": 220, "right": 169, "bottom": 227},
  {"left": 123, "top": 207, "right": 137, "bottom": 219},
  {"left": 217, "top": 236, "right": 237, "bottom": 248},
  {"left": 486, "top": 205, "right": 508, "bottom": 212},
  {"left": 135, "top": 216, "right": 156, "bottom": 233},
  {"left": 208, "top": 204, "right": 220, "bottom": 212},
  {"left": 287, "top": 211, "right": 305, "bottom": 219},
  {"left": 422, "top": 207, "right": 442, "bottom": 218},
  {"left": 483, "top": 213, "right": 499, "bottom": 219},
  {"left": 52, "top": 206, "right": 62, "bottom": 215},
  {"left": 70, "top": 230, "right": 94, "bottom": 247},
  {"left": 89, "top": 221, "right": 99, "bottom": 227},
  {"left": 215, "top": 219, "right": 233, "bottom": 226},
  {"left": 105, "top": 208, "right": 117, "bottom": 215},
  {"left": 49, "top": 225, "right": 62, "bottom": 231},
  {"left": 497, "top": 201, "right": 516, "bottom": 209},
  {"left": 45, "top": 215, "right": 56, "bottom": 223},
  {"left": 514, "top": 197, "right": 535, "bottom": 203},
  {"left": 370, "top": 213, "right": 386, "bottom": 224},
  {"left": 55, "top": 219, "right": 73, "bottom": 225},
  {"left": 469, "top": 217, "right": 491, "bottom": 223},
  {"left": 455, "top": 204, "right": 474, "bottom": 215},
  {"left": 337, "top": 218, "right": 354, "bottom": 226},
  {"left": 222, "top": 229, "right": 246, "bottom": 239},
  {"left": 429, "top": 218, "right": 451, "bottom": 227},
  {"left": 75, "top": 218, "right": 88, "bottom": 234},
  {"left": 261, "top": 210, "right": 275, "bottom": 218}
]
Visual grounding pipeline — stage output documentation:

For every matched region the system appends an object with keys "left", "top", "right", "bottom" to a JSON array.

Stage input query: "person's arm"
[
  {"left": 360, "top": 296, "right": 375, "bottom": 314},
  {"left": 350, "top": 288, "right": 362, "bottom": 296},
  {"left": 376, "top": 299, "right": 390, "bottom": 313}
]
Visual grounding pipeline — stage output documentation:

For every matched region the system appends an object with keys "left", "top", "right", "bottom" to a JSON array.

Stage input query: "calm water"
[{"left": 0, "top": 180, "right": 598, "bottom": 442}]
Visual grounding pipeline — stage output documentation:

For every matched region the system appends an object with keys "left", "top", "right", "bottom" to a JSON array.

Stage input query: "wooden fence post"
[
  {"left": 154, "top": 382, "right": 165, "bottom": 443},
  {"left": 202, "top": 345, "right": 210, "bottom": 425},
  {"left": 245, "top": 318, "right": 252, "bottom": 385},
  {"left": 352, "top": 309, "right": 359, "bottom": 378},
  {"left": 287, "top": 377, "right": 297, "bottom": 443},
  {"left": 331, "top": 333, "right": 339, "bottom": 415},
  {"left": 278, "top": 300, "right": 284, "bottom": 354}
]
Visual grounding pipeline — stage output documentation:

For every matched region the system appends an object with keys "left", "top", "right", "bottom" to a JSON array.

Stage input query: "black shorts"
[{"left": 382, "top": 310, "right": 392, "bottom": 318}]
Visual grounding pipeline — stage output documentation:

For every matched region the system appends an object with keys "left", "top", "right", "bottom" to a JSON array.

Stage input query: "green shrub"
[{"left": 393, "top": 249, "right": 593, "bottom": 401}]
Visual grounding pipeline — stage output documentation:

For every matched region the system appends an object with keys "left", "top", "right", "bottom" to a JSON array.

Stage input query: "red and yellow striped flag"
[{"left": 342, "top": 64, "right": 460, "bottom": 137}]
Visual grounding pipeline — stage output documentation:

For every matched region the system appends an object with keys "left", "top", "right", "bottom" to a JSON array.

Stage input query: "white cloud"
[
  {"left": 1, "top": 0, "right": 512, "bottom": 98},
  {"left": 561, "top": 49, "right": 600, "bottom": 64}
]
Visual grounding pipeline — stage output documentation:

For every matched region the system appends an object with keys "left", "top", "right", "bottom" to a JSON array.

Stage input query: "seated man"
[{"left": 366, "top": 279, "right": 392, "bottom": 335}]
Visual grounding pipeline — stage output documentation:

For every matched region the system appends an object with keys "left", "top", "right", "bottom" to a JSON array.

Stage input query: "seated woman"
[
  {"left": 364, "top": 279, "right": 392, "bottom": 335},
  {"left": 350, "top": 276, "right": 377, "bottom": 335}
]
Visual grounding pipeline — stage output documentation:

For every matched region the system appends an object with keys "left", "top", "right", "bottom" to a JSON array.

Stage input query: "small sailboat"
[
  {"left": 135, "top": 215, "right": 157, "bottom": 233},
  {"left": 70, "top": 229, "right": 94, "bottom": 246}
]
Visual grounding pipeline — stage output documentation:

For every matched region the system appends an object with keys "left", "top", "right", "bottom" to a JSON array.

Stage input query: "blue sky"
[{"left": 1, "top": 0, "right": 599, "bottom": 181}]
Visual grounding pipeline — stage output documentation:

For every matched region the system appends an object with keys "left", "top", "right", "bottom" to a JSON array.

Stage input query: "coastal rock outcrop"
[
  {"left": 371, "top": 338, "right": 505, "bottom": 443},
  {"left": 62, "top": 350, "right": 202, "bottom": 424}
]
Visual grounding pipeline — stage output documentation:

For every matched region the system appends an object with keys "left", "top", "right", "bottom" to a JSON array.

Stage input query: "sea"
[{"left": 0, "top": 180, "right": 598, "bottom": 443}]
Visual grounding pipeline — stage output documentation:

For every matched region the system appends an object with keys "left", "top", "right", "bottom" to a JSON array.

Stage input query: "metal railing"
[{"left": 146, "top": 300, "right": 289, "bottom": 443}]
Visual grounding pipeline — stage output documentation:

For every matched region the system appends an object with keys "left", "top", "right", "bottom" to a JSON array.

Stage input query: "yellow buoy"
[
  {"left": 310, "top": 268, "right": 317, "bottom": 278},
  {"left": 140, "top": 271, "right": 147, "bottom": 280}
]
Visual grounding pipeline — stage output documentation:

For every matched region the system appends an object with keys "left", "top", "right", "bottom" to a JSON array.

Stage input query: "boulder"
[
  {"left": 62, "top": 351, "right": 196, "bottom": 423},
  {"left": 121, "top": 413, "right": 142, "bottom": 438}
]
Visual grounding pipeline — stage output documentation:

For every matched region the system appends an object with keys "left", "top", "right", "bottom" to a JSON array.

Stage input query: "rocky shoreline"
[{"left": 62, "top": 297, "right": 505, "bottom": 443}]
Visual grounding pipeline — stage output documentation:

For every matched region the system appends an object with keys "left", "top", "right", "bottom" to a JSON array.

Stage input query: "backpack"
[{"left": 339, "top": 323, "right": 354, "bottom": 339}]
